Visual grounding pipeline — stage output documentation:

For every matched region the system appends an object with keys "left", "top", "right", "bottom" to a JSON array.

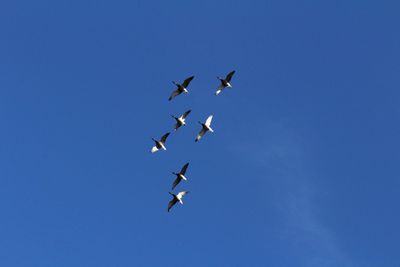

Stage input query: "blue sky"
[{"left": 0, "top": 0, "right": 399, "bottom": 266}]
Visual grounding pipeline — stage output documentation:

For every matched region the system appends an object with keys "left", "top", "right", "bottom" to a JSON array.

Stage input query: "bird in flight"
[
  {"left": 195, "top": 115, "right": 214, "bottom": 142},
  {"left": 171, "top": 110, "right": 191, "bottom": 131},
  {"left": 171, "top": 163, "right": 190, "bottom": 190},
  {"left": 168, "top": 191, "right": 189, "bottom": 212},
  {"left": 151, "top": 132, "right": 170, "bottom": 153},
  {"left": 215, "top": 70, "right": 235, "bottom": 95},
  {"left": 168, "top": 76, "right": 195, "bottom": 101}
]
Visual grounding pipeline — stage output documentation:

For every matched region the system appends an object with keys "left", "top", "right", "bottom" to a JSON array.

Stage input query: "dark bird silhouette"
[
  {"left": 168, "top": 191, "right": 189, "bottom": 212},
  {"left": 171, "top": 110, "right": 191, "bottom": 131},
  {"left": 151, "top": 132, "right": 170, "bottom": 153},
  {"left": 168, "top": 76, "right": 195, "bottom": 101},
  {"left": 171, "top": 163, "right": 190, "bottom": 190},
  {"left": 216, "top": 71, "right": 235, "bottom": 95},
  {"left": 195, "top": 115, "right": 214, "bottom": 142}
]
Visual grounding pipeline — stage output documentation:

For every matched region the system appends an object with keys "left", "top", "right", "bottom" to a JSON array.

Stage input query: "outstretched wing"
[
  {"left": 177, "top": 191, "right": 189, "bottom": 199},
  {"left": 225, "top": 70, "right": 235, "bottom": 82},
  {"left": 160, "top": 132, "right": 170, "bottom": 143},
  {"left": 205, "top": 115, "right": 213, "bottom": 127},
  {"left": 180, "top": 162, "right": 189, "bottom": 175},
  {"left": 181, "top": 109, "right": 191, "bottom": 119},
  {"left": 168, "top": 89, "right": 181, "bottom": 101},
  {"left": 182, "top": 76, "right": 194, "bottom": 88},
  {"left": 172, "top": 176, "right": 181, "bottom": 190},
  {"left": 195, "top": 127, "right": 207, "bottom": 142},
  {"left": 168, "top": 198, "right": 178, "bottom": 212}
]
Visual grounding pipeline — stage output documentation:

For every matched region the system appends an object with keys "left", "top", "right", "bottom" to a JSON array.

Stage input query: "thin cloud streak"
[{"left": 229, "top": 120, "right": 355, "bottom": 267}]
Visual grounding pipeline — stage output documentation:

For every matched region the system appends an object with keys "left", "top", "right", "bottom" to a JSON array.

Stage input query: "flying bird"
[
  {"left": 195, "top": 115, "right": 214, "bottom": 142},
  {"left": 151, "top": 132, "right": 170, "bottom": 153},
  {"left": 168, "top": 76, "right": 195, "bottom": 101},
  {"left": 168, "top": 191, "right": 189, "bottom": 212},
  {"left": 216, "top": 70, "right": 235, "bottom": 95},
  {"left": 171, "top": 110, "right": 191, "bottom": 131},
  {"left": 171, "top": 163, "right": 189, "bottom": 190}
]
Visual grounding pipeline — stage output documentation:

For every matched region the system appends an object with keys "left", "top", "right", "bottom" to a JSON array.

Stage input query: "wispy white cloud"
[
  {"left": 229, "top": 119, "right": 355, "bottom": 267},
  {"left": 282, "top": 185, "right": 354, "bottom": 267}
]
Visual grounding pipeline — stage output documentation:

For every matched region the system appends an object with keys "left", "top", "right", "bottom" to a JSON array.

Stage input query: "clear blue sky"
[{"left": 1, "top": 1, "right": 399, "bottom": 266}]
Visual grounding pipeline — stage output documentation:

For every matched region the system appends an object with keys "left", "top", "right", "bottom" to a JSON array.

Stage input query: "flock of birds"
[{"left": 150, "top": 70, "right": 236, "bottom": 212}]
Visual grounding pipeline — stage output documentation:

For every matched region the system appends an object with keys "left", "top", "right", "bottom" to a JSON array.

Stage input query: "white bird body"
[
  {"left": 168, "top": 191, "right": 189, "bottom": 212},
  {"left": 151, "top": 132, "right": 170, "bottom": 153},
  {"left": 178, "top": 118, "right": 186, "bottom": 125},
  {"left": 216, "top": 71, "right": 235, "bottom": 95},
  {"left": 151, "top": 146, "right": 161, "bottom": 153},
  {"left": 195, "top": 115, "right": 214, "bottom": 142}
]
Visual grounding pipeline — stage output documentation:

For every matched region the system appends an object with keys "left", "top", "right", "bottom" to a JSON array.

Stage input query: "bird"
[
  {"left": 195, "top": 115, "right": 214, "bottom": 142},
  {"left": 171, "top": 163, "right": 189, "bottom": 190},
  {"left": 151, "top": 132, "right": 170, "bottom": 153},
  {"left": 216, "top": 70, "right": 235, "bottom": 95},
  {"left": 168, "top": 191, "right": 189, "bottom": 212},
  {"left": 168, "top": 76, "right": 195, "bottom": 101},
  {"left": 171, "top": 110, "right": 191, "bottom": 131}
]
